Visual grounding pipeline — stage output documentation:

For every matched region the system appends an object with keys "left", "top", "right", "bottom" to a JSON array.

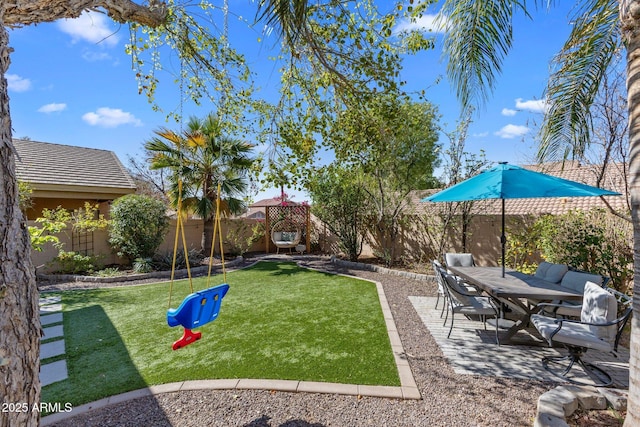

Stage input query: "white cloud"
[
  {"left": 38, "top": 103, "right": 67, "bottom": 113},
  {"left": 394, "top": 14, "right": 447, "bottom": 34},
  {"left": 81, "top": 50, "right": 112, "bottom": 62},
  {"left": 501, "top": 108, "right": 517, "bottom": 117},
  {"left": 494, "top": 124, "right": 529, "bottom": 139},
  {"left": 472, "top": 131, "right": 489, "bottom": 138},
  {"left": 82, "top": 107, "right": 142, "bottom": 128},
  {"left": 7, "top": 74, "right": 31, "bottom": 92},
  {"left": 58, "top": 11, "right": 119, "bottom": 47},
  {"left": 515, "top": 98, "right": 549, "bottom": 114}
]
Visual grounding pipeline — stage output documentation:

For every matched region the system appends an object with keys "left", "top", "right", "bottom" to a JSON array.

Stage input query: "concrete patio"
[{"left": 409, "top": 295, "right": 630, "bottom": 388}]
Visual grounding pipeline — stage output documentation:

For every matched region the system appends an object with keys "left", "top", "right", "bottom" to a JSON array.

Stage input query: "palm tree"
[
  {"left": 436, "top": 1, "right": 639, "bottom": 424},
  {"left": 146, "top": 114, "right": 255, "bottom": 255}
]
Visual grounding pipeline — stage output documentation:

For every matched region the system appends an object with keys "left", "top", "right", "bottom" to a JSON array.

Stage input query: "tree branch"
[{"left": 4, "top": 0, "right": 167, "bottom": 28}]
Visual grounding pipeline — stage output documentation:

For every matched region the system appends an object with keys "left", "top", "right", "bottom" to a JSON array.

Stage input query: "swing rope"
[
  {"left": 168, "top": 180, "right": 194, "bottom": 309},
  {"left": 206, "top": 181, "right": 227, "bottom": 288},
  {"left": 167, "top": 2, "right": 229, "bottom": 310}
]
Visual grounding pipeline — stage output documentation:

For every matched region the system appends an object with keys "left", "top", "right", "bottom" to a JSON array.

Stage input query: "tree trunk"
[
  {"left": 202, "top": 217, "right": 214, "bottom": 256},
  {"left": 623, "top": 2, "right": 640, "bottom": 424},
  {"left": 0, "top": 23, "right": 42, "bottom": 427}
]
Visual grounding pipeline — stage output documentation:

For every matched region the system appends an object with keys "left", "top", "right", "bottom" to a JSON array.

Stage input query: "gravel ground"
[{"left": 40, "top": 257, "right": 554, "bottom": 427}]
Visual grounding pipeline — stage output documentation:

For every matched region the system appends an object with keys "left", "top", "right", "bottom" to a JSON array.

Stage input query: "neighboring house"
[
  {"left": 14, "top": 138, "right": 136, "bottom": 220},
  {"left": 240, "top": 197, "right": 301, "bottom": 220}
]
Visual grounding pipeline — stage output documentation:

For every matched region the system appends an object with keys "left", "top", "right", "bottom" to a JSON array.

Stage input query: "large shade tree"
[
  {"left": 1, "top": 2, "right": 431, "bottom": 425},
  {"left": 1, "top": 3, "right": 167, "bottom": 426},
  {"left": 432, "top": 0, "right": 640, "bottom": 424}
]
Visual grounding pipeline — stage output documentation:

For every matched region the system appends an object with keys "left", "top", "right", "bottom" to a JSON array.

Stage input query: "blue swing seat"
[{"left": 167, "top": 283, "right": 230, "bottom": 330}]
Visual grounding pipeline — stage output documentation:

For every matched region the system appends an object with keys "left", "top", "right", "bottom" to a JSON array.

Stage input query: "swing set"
[
  {"left": 166, "top": 181, "right": 229, "bottom": 350},
  {"left": 167, "top": 3, "right": 235, "bottom": 350}
]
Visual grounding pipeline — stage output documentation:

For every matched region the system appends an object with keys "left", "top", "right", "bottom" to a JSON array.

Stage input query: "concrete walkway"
[{"left": 39, "top": 296, "right": 68, "bottom": 387}]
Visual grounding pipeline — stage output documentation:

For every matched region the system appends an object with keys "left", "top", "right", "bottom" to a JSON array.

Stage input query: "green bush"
[
  {"left": 536, "top": 209, "right": 632, "bottom": 292},
  {"left": 49, "top": 250, "right": 103, "bottom": 274},
  {"left": 109, "top": 194, "right": 169, "bottom": 262}
]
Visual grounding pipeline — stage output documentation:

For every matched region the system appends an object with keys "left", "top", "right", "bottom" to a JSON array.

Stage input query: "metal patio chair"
[{"left": 531, "top": 282, "right": 632, "bottom": 387}]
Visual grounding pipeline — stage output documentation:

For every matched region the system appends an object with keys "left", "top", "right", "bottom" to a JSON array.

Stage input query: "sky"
[{"left": 6, "top": 1, "right": 576, "bottom": 203}]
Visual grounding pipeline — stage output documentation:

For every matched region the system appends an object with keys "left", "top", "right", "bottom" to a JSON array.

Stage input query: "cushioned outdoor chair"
[
  {"left": 435, "top": 266, "right": 500, "bottom": 345},
  {"left": 538, "top": 270, "right": 606, "bottom": 318},
  {"left": 445, "top": 252, "right": 475, "bottom": 269},
  {"left": 271, "top": 228, "right": 301, "bottom": 254},
  {"left": 531, "top": 282, "right": 632, "bottom": 387},
  {"left": 444, "top": 252, "right": 481, "bottom": 294}
]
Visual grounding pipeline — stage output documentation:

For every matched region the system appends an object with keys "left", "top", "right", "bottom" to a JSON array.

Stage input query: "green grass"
[{"left": 42, "top": 261, "right": 399, "bottom": 408}]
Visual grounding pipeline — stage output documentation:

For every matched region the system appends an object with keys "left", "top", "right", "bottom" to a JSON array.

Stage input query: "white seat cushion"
[
  {"left": 531, "top": 314, "right": 613, "bottom": 352},
  {"left": 581, "top": 281, "right": 617, "bottom": 342}
]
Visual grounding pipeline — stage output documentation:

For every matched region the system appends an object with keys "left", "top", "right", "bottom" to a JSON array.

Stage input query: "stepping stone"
[
  {"left": 40, "top": 360, "right": 67, "bottom": 387},
  {"left": 42, "top": 325, "right": 63, "bottom": 340},
  {"left": 41, "top": 340, "right": 65, "bottom": 360},
  {"left": 41, "top": 313, "right": 63, "bottom": 326},
  {"left": 40, "top": 303, "right": 62, "bottom": 314},
  {"left": 39, "top": 295, "right": 61, "bottom": 305}
]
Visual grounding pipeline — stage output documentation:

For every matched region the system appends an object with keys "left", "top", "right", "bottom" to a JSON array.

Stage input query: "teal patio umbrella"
[{"left": 423, "top": 162, "right": 621, "bottom": 277}]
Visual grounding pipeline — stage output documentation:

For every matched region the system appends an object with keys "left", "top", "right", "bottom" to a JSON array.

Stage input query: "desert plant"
[
  {"left": 133, "top": 258, "right": 155, "bottom": 273},
  {"left": 224, "top": 220, "right": 264, "bottom": 256},
  {"left": 152, "top": 249, "right": 204, "bottom": 271}
]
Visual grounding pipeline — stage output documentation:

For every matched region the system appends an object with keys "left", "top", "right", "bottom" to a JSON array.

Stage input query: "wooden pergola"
[{"left": 265, "top": 204, "right": 311, "bottom": 253}]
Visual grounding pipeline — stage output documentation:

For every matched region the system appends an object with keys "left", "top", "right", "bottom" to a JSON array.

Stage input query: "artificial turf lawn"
[{"left": 41, "top": 261, "right": 400, "bottom": 408}]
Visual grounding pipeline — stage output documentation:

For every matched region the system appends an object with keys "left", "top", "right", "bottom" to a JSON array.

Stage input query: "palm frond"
[
  {"left": 255, "top": 0, "right": 310, "bottom": 46},
  {"left": 439, "top": 0, "right": 527, "bottom": 110},
  {"left": 154, "top": 128, "right": 183, "bottom": 147},
  {"left": 539, "top": 0, "right": 620, "bottom": 162}
]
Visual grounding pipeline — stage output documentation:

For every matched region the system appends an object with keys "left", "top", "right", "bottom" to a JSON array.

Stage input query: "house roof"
[
  {"left": 13, "top": 139, "right": 136, "bottom": 199},
  {"left": 414, "top": 161, "right": 628, "bottom": 216},
  {"left": 249, "top": 198, "right": 300, "bottom": 207}
]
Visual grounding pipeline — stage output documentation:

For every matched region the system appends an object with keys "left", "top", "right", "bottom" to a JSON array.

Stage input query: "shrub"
[
  {"left": 49, "top": 250, "right": 103, "bottom": 274},
  {"left": 133, "top": 257, "right": 154, "bottom": 273},
  {"left": 109, "top": 194, "right": 169, "bottom": 262},
  {"left": 536, "top": 209, "right": 632, "bottom": 293},
  {"left": 152, "top": 249, "right": 204, "bottom": 271}
]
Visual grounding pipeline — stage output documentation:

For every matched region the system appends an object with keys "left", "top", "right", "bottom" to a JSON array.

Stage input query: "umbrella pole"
[{"left": 501, "top": 198, "right": 506, "bottom": 277}]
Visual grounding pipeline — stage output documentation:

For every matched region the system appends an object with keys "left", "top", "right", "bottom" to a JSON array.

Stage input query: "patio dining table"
[{"left": 447, "top": 266, "right": 583, "bottom": 343}]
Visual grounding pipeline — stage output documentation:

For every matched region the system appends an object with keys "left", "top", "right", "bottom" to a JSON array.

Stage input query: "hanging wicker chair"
[{"left": 271, "top": 227, "right": 301, "bottom": 254}]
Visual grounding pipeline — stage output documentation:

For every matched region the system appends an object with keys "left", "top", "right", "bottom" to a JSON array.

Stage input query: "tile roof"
[
  {"left": 249, "top": 198, "right": 300, "bottom": 207},
  {"left": 13, "top": 139, "right": 136, "bottom": 191},
  {"left": 414, "top": 162, "right": 628, "bottom": 216}
]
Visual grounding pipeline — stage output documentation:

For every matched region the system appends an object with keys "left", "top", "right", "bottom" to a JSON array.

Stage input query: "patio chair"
[
  {"left": 271, "top": 228, "right": 301, "bottom": 254},
  {"left": 436, "top": 266, "right": 500, "bottom": 345},
  {"left": 531, "top": 282, "right": 632, "bottom": 387},
  {"left": 444, "top": 252, "right": 481, "bottom": 294},
  {"left": 431, "top": 260, "right": 448, "bottom": 317},
  {"left": 445, "top": 252, "right": 475, "bottom": 269}
]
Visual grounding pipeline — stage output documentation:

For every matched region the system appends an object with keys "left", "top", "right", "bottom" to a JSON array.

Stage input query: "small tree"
[
  {"left": 109, "top": 194, "right": 169, "bottom": 262},
  {"left": 29, "top": 203, "right": 110, "bottom": 274},
  {"left": 308, "top": 165, "right": 369, "bottom": 262}
]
